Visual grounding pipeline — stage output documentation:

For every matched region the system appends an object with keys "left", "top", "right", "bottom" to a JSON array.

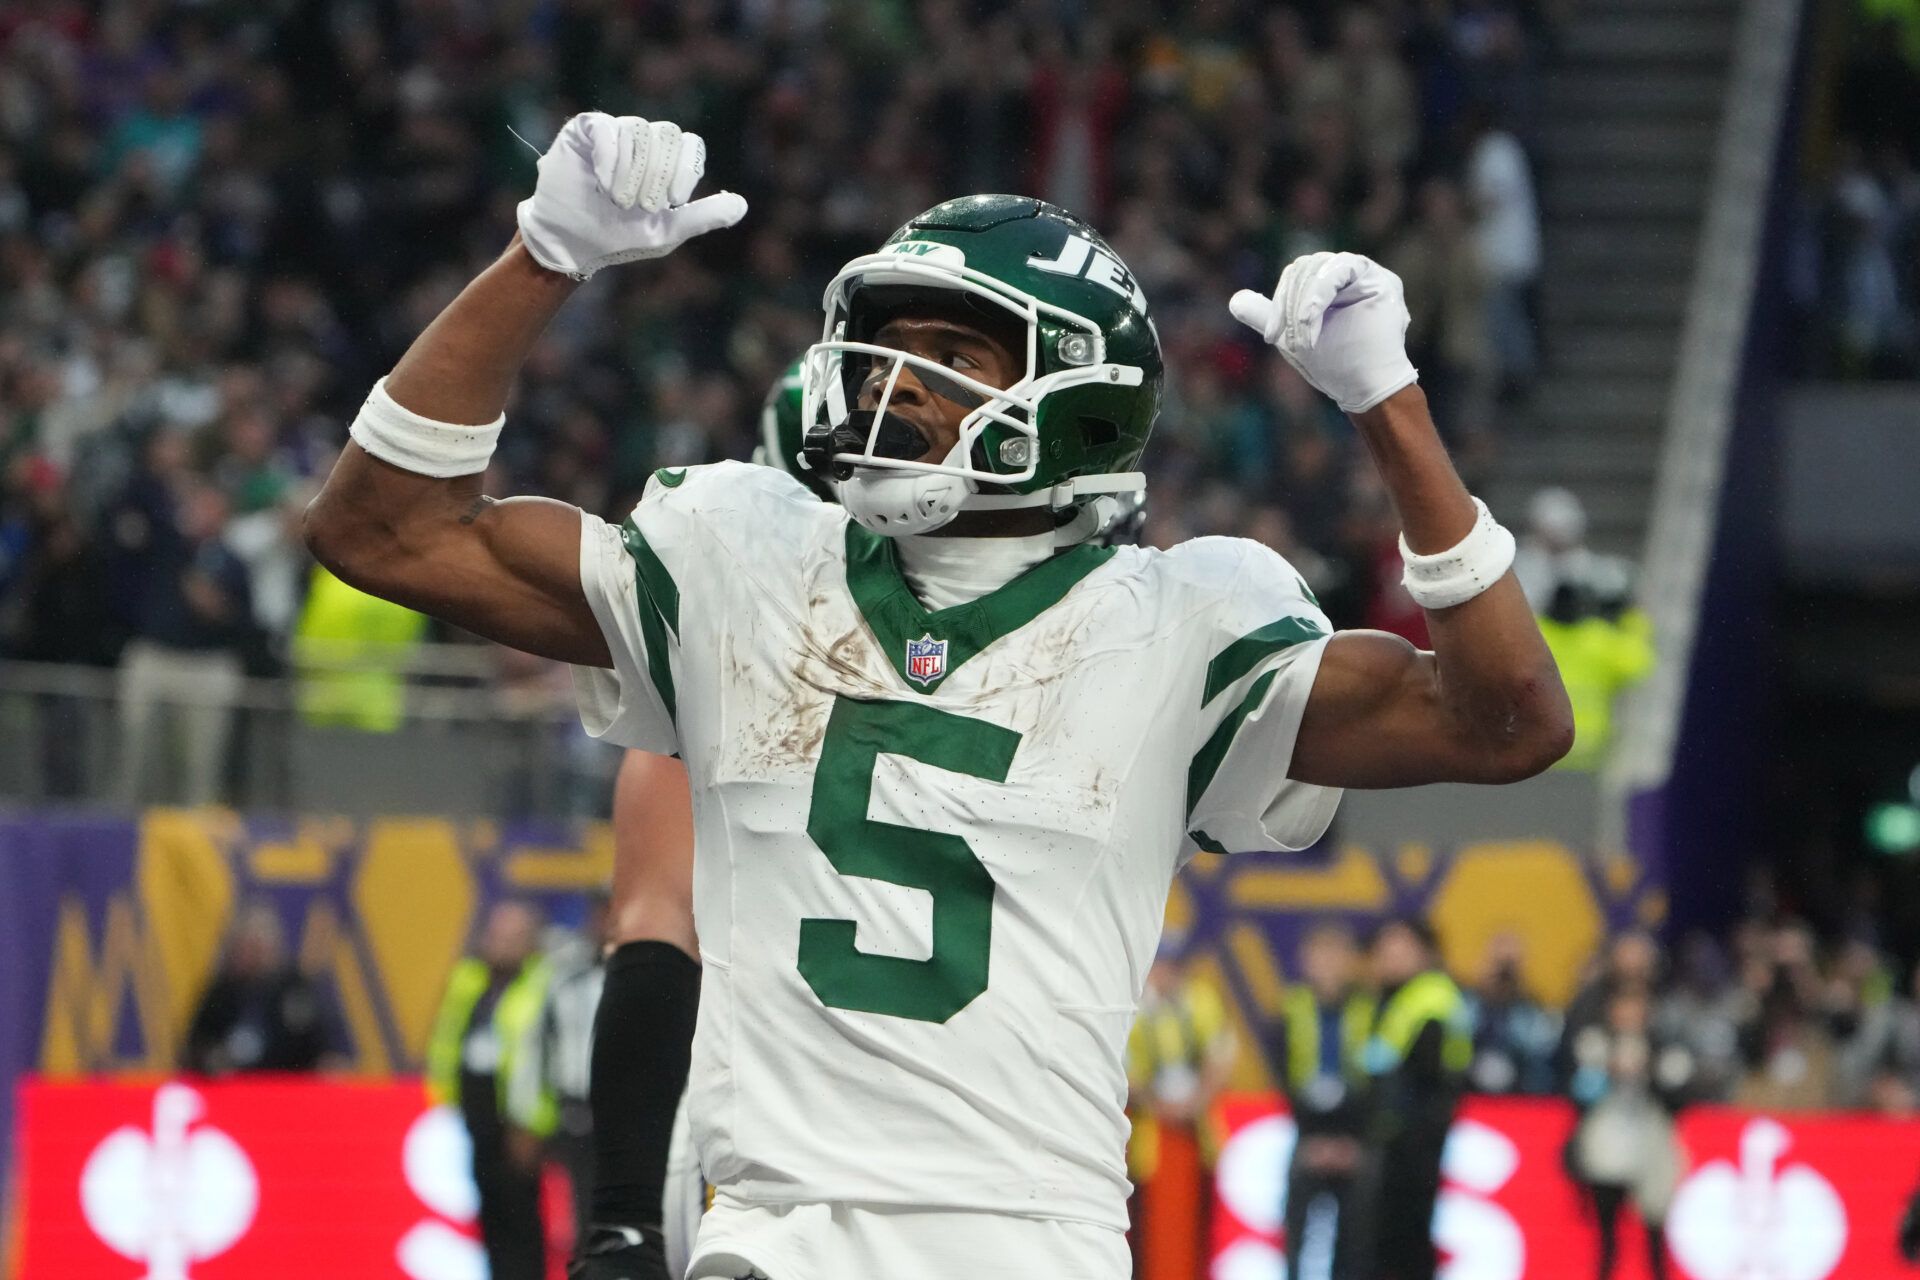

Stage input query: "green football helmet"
[
  {"left": 750, "top": 358, "right": 836, "bottom": 501},
  {"left": 801, "top": 194, "right": 1162, "bottom": 537}
]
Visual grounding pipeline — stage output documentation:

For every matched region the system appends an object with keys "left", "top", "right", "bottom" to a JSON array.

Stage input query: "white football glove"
[
  {"left": 515, "top": 112, "right": 748, "bottom": 280},
  {"left": 1229, "top": 252, "right": 1419, "bottom": 414}
]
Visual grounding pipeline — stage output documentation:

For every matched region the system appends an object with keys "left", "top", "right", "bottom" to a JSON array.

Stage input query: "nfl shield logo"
[{"left": 905, "top": 633, "right": 948, "bottom": 686}]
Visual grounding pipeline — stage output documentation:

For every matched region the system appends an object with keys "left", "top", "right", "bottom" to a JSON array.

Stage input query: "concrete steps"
[
  {"left": 1493, "top": 0, "right": 1740, "bottom": 568},
  {"left": 1557, "top": 11, "right": 1738, "bottom": 65}
]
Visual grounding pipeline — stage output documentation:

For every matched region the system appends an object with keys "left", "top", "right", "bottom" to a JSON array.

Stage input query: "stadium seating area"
[{"left": 0, "top": 0, "right": 1553, "bottom": 685}]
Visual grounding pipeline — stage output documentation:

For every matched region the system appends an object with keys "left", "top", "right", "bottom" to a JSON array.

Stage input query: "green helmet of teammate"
[
  {"left": 801, "top": 194, "right": 1162, "bottom": 537},
  {"left": 751, "top": 359, "right": 835, "bottom": 501}
]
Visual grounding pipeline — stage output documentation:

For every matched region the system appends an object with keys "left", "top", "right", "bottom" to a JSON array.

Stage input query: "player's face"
[{"left": 860, "top": 313, "right": 1021, "bottom": 462}]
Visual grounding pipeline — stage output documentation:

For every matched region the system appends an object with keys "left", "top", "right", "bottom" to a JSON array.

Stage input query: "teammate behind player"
[{"left": 306, "top": 113, "right": 1569, "bottom": 1279}]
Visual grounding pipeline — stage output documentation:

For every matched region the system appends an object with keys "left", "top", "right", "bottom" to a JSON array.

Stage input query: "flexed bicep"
[
  {"left": 305, "top": 440, "right": 611, "bottom": 666},
  {"left": 1290, "top": 629, "right": 1522, "bottom": 789}
]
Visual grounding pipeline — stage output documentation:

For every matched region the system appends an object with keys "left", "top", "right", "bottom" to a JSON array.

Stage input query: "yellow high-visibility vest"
[{"left": 425, "top": 956, "right": 555, "bottom": 1136}]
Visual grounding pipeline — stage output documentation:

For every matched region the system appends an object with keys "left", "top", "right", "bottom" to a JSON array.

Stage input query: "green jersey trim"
[
  {"left": 619, "top": 517, "right": 680, "bottom": 725},
  {"left": 1202, "top": 616, "right": 1326, "bottom": 707},
  {"left": 842, "top": 523, "right": 1114, "bottom": 695},
  {"left": 1186, "top": 669, "right": 1277, "bottom": 818}
]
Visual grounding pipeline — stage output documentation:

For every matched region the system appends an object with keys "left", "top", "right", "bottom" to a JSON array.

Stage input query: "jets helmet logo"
[
  {"left": 1028, "top": 233, "right": 1149, "bottom": 314},
  {"left": 905, "top": 634, "right": 948, "bottom": 686}
]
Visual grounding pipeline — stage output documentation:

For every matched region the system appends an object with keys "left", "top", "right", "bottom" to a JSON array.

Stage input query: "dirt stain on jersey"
[{"left": 728, "top": 623, "right": 892, "bottom": 776}]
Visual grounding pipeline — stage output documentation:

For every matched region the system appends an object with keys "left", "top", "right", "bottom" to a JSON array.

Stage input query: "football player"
[
  {"left": 306, "top": 113, "right": 1569, "bottom": 1279},
  {"left": 585, "top": 359, "right": 1147, "bottom": 1280}
]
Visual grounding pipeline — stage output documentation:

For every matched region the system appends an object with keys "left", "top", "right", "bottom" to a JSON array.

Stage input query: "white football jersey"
[{"left": 574, "top": 462, "right": 1340, "bottom": 1229}]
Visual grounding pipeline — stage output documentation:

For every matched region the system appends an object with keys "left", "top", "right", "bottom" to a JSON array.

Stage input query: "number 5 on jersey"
[{"left": 798, "top": 697, "right": 1022, "bottom": 1023}]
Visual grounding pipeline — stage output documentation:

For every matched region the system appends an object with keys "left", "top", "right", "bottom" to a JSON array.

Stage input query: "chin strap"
[{"left": 961, "top": 472, "right": 1147, "bottom": 512}]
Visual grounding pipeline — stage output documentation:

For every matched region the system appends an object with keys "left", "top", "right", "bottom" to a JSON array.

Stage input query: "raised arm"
[
  {"left": 304, "top": 243, "right": 606, "bottom": 661},
  {"left": 1230, "top": 254, "right": 1572, "bottom": 787},
  {"left": 303, "top": 113, "right": 745, "bottom": 666}
]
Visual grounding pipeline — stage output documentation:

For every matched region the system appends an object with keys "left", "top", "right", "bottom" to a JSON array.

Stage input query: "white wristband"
[
  {"left": 348, "top": 377, "right": 503, "bottom": 478},
  {"left": 1399, "top": 497, "right": 1516, "bottom": 610}
]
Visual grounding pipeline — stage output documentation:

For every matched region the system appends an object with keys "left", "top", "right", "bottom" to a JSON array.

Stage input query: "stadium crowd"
[
  {"left": 0, "top": 0, "right": 1552, "bottom": 750},
  {"left": 186, "top": 890, "right": 1920, "bottom": 1119}
]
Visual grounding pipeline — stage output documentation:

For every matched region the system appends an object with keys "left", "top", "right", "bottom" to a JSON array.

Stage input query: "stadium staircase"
[{"left": 1484, "top": 0, "right": 1744, "bottom": 557}]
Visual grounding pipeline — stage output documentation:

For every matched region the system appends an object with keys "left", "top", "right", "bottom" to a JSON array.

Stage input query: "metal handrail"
[{"left": 0, "top": 657, "right": 575, "bottom": 723}]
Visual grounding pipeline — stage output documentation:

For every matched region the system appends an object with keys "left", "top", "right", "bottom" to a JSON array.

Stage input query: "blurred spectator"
[
  {"left": 1534, "top": 575, "right": 1655, "bottom": 770},
  {"left": 1560, "top": 930, "right": 1662, "bottom": 1079},
  {"left": 1465, "top": 931, "right": 1560, "bottom": 1095},
  {"left": 1126, "top": 948, "right": 1236, "bottom": 1280},
  {"left": 427, "top": 900, "right": 552, "bottom": 1280},
  {"left": 1360, "top": 918, "right": 1469, "bottom": 1280},
  {"left": 1653, "top": 932, "right": 1748, "bottom": 1101},
  {"left": 1301, "top": 7, "right": 1420, "bottom": 172},
  {"left": 1463, "top": 104, "right": 1541, "bottom": 393},
  {"left": 1270, "top": 922, "right": 1371, "bottom": 1280},
  {"left": 1734, "top": 920, "right": 1841, "bottom": 1111},
  {"left": 1832, "top": 946, "right": 1920, "bottom": 1113},
  {"left": 1512, "top": 487, "right": 1635, "bottom": 613},
  {"left": 1823, "top": 144, "right": 1919, "bottom": 376},
  {"left": 1391, "top": 176, "right": 1494, "bottom": 451},
  {"left": 510, "top": 891, "right": 613, "bottom": 1246},
  {"left": 1515, "top": 486, "right": 1653, "bottom": 769},
  {"left": 1029, "top": 31, "right": 1129, "bottom": 222},
  {"left": 113, "top": 468, "right": 254, "bottom": 804},
  {"left": 1797, "top": 7, "right": 1920, "bottom": 379},
  {"left": 183, "top": 902, "right": 332, "bottom": 1076},
  {"left": 291, "top": 564, "right": 427, "bottom": 732},
  {"left": 1562, "top": 986, "right": 1692, "bottom": 1280}
]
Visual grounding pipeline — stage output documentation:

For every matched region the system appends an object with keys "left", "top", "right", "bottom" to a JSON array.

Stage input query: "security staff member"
[
  {"left": 509, "top": 892, "right": 612, "bottom": 1245},
  {"left": 428, "top": 900, "right": 553, "bottom": 1280},
  {"left": 1361, "top": 918, "right": 1470, "bottom": 1280},
  {"left": 1125, "top": 951, "right": 1237, "bottom": 1280},
  {"left": 1269, "top": 923, "right": 1373, "bottom": 1280}
]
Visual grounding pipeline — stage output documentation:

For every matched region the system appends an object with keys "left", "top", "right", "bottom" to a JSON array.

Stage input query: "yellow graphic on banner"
[
  {"left": 1228, "top": 845, "right": 1391, "bottom": 911},
  {"left": 137, "top": 810, "right": 239, "bottom": 1061},
  {"left": 296, "top": 901, "right": 391, "bottom": 1076},
  {"left": 39, "top": 898, "right": 171, "bottom": 1074},
  {"left": 352, "top": 819, "right": 475, "bottom": 1064},
  {"left": 1427, "top": 840, "right": 1604, "bottom": 1007},
  {"left": 504, "top": 825, "right": 615, "bottom": 890}
]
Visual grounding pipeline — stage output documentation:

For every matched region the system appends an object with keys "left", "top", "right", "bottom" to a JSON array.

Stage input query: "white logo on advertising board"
[
  {"left": 79, "top": 1083, "right": 259, "bottom": 1280},
  {"left": 1667, "top": 1118, "right": 1847, "bottom": 1280},
  {"left": 1213, "top": 1113, "right": 1295, "bottom": 1280},
  {"left": 396, "top": 1105, "right": 487, "bottom": 1280},
  {"left": 1434, "top": 1119, "right": 1525, "bottom": 1280}
]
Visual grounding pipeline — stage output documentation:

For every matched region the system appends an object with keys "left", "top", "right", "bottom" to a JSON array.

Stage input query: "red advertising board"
[
  {"left": 1211, "top": 1093, "right": 1920, "bottom": 1280},
  {"left": 13, "top": 1077, "right": 490, "bottom": 1280},
  {"left": 14, "top": 1079, "right": 1920, "bottom": 1280}
]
